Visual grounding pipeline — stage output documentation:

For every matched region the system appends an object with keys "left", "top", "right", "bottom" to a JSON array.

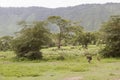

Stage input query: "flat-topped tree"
[{"left": 48, "top": 16, "right": 70, "bottom": 49}]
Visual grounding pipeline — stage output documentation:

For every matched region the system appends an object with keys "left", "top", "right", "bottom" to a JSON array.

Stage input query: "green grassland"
[{"left": 0, "top": 45, "right": 120, "bottom": 80}]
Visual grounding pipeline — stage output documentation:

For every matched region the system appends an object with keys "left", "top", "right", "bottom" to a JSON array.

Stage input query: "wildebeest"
[
  {"left": 83, "top": 48, "right": 92, "bottom": 63},
  {"left": 86, "top": 55, "right": 92, "bottom": 63}
]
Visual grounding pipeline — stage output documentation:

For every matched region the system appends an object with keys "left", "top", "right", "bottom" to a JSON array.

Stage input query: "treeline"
[{"left": 0, "top": 15, "right": 120, "bottom": 59}]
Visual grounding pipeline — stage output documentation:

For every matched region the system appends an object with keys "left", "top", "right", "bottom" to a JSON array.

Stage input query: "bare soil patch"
[{"left": 63, "top": 76, "right": 83, "bottom": 80}]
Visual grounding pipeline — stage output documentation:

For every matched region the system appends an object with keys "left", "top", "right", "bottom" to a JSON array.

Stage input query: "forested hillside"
[{"left": 0, "top": 3, "right": 120, "bottom": 36}]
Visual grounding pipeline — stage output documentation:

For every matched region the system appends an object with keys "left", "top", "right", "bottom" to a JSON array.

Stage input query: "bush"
[
  {"left": 100, "top": 15, "right": 120, "bottom": 57},
  {"left": 0, "top": 36, "right": 13, "bottom": 51},
  {"left": 12, "top": 21, "right": 51, "bottom": 60},
  {"left": 25, "top": 51, "right": 42, "bottom": 60}
]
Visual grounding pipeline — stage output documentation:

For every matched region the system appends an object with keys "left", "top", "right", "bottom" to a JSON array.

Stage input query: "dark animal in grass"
[
  {"left": 83, "top": 49, "right": 92, "bottom": 63},
  {"left": 86, "top": 55, "right": 92, "bottom": 63}
]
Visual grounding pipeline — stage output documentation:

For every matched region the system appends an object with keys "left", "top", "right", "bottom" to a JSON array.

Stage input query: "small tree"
[
  {"left": 90, "top": 32, "right": 100, "bottom": 45},
  {"left": 100, "top": 15, "right": 120, "bottom": 57},
  {"left": 0, "top": 36, "right": 13, "bottom": 51},
  {"left": 12, "top": 21, "right": 51, "bottom": 60},
  {"left": 81, "top": 32, "right": 92, "bottom": 48}
]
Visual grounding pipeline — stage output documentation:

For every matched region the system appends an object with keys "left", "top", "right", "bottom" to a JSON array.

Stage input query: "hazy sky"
[{"left": 0, "top": 0, "right": 120, "bottom": 8}]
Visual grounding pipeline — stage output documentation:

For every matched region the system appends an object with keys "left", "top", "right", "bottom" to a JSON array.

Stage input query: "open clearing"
[{"left": 0, "top": 45, "right": 120, "bottom": 80}]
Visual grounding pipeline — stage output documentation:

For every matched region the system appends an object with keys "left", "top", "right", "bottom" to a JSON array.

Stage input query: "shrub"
[
  {"left": 12, "top": 21, "right": 51, "bottom": 60},
  {"left": 25, "top": 51, "right": 42, "bottom": 60},
  {"left": 100, "top": 15, "right": 120, "bottom": 57}
]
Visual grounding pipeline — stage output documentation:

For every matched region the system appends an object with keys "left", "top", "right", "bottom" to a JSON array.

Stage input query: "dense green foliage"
[
  {"left": 81, "top": 32, "right": 94, "bottom": 49},
  {"left": 12, "top": 21, "right": 51, "bottom": 59},
  {"left": 66, "top": 26, "right": 98, "bottom": 48},
  {"left": 66, "top": 25, "right": 83, "bottom": 46},
  {"left": 0, "top": 36, "right": 13, "bottom": 51},
  {"left": 100, "top": 15, "right": 120, "bottom": 57}
]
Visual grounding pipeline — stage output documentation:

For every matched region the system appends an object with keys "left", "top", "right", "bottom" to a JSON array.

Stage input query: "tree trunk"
[{"left": 58, "top": 33, "right": 61, "bottom": 49}]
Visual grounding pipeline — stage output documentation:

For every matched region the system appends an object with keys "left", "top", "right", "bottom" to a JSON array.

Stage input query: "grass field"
[{"left": 0, "top": 45, "right": 120, "bottom": 80}]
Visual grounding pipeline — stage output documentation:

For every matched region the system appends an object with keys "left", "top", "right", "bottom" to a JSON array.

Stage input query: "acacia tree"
[
  {"left": 100, "top": 15, "right": 120, "bottom": 57},
  {"left": 48, "top": 16, "right": 70, "bottom": 49},
  {"left": 12, "top": 21, "right": 51, "bottom": 60}
]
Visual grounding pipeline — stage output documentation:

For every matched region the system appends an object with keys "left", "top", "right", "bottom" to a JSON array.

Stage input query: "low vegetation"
[{"left": 0, "top": 46, "right": 120, "bottom": 80}]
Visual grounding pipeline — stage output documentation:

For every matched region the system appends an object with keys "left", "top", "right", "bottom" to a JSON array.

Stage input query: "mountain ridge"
[{"left": 0, "top": 3, "right": 120, "bottom": 36}]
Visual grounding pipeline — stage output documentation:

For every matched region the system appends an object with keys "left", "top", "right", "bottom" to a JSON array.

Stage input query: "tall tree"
[
  {"left": 100, "top": 15, "right": 120, "bottom": 57},
  {"left": 48, "top": 16, "right": 70, "bottom": 49}
]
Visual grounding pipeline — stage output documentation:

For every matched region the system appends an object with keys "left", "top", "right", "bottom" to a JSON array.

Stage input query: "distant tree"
[
  {"left": 88, "top": 32, "right": 100, "bottom": 45},
  {"left": 94, "top": 31, "right": 105, "bottom": 45},
  {"left": 65, "top": 23, "right": 97, "bottom": 48},
  {"left": 81, "top": 32, "right": 93, "bottom": 49},
  {"left": 100, "top": 15, "right": 120, "bottom": 57},
  {"left": 0, "top": 36, "right": 13, "bottom": 51},
  {"left": 66, "top": 24, "right": 98, "bottom": 48},
  {"left": 48, "top": 16, "right": 70, "bottom": 49},
  {"left": 12, "top": 21, "right": 51, "bottom": 60},
  {"left": 66, "top": 24, "right": 84, "bottom": 46}
]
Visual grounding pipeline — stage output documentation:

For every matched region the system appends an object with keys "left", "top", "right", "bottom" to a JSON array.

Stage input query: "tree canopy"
[
  {"left": 100, "top": 15, "right": 120, "bottom": 57},
  {"left": 0, "top": 36, "right": 13, "bottom": 51},
  {"left": 48, "top": 16, "right": 70, "bottom": 49},
  {"left": 12, "top": 21, "right": 51, "bottom": 59}
]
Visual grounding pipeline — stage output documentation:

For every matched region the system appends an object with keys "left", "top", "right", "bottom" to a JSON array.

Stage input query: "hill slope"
[{"left": 0, "top": 3, "right": 120, "bottom": 36}]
